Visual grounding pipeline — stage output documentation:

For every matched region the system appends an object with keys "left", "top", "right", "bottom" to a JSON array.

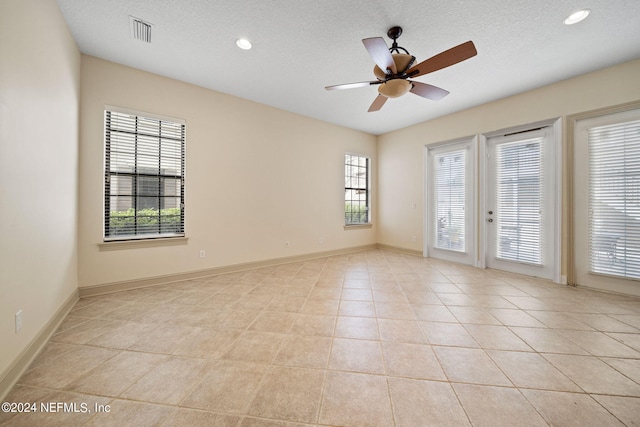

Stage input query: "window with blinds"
[
  {"left": 345, "top": 154, "right": 369, "bottom": 225},
  {"left": 588, "top": 119, "right": 640, "bottom": 279},
  {"left": 104, "top": 109, "right": 185, "bottom": 240},
  {"left": 495, "top": 138, "right": 543, "bottom": 264},
  {"left": 434, "top": 149, "right": 466, "bottom": 251}
]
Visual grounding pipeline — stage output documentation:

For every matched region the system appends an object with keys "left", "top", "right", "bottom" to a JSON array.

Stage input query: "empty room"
[{"left": 2, "top": 0, "right": 640, "bottom": 425}]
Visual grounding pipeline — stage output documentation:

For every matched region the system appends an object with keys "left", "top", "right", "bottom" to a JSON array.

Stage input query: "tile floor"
[{"left": 2, "top": 250, "right": 640, "bottom": 426}]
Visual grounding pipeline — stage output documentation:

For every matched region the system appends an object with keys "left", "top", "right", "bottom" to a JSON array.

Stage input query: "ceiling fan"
[{"left": 325, "top": 26, "right": 477, "bottom": 112}]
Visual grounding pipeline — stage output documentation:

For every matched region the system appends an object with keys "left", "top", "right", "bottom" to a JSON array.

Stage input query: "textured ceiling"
[{"left": 56, "top": 0, "right": 640, "bottom": 135}]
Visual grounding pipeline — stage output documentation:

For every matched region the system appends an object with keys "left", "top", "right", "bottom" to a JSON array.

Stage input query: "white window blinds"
[
  {"left": 495, "top": 138, "right": 543, "bottom": 264},
  {"left": 105, "top": 109, "right": 185, "bottom": 240},
  {"left": 434, "top": 149, "right": 466, "bottom": 251},
  {"left": 588, "top": 119, "right": 640, "bottom": 279}
]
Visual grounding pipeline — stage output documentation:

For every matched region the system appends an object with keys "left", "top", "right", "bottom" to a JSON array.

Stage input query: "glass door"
[
  {"left": 426, "top": 138, "right": 476, "bottom": 265},
  {"left": 573, "top": 108, "right": 640, "bottom": 295},
  {"left": 485, "top": 128, "right": 556, "bottom": 279}
]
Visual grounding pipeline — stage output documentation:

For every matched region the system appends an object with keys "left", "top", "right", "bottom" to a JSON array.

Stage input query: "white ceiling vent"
[{"left": 130, "top": 16, "right": 152, "bottom": 43}]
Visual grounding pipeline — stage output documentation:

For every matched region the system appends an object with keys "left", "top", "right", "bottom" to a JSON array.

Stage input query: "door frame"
[
  {"left": 570, "top": 104, "right": 640, "bottom": 296},
  {"left": 478, "top": 118, "right": 563, "bottom": 283},
  {"left": 423, "top": 136, "right": 478, "bottom": 266}
]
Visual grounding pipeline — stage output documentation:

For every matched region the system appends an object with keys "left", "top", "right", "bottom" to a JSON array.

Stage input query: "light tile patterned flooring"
[{"left": 3, "top": 250, "right": 640, "bottom": 426}]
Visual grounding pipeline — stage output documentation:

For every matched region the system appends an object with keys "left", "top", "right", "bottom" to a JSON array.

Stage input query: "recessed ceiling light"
[
  {"left": 564, "top": 9, "right": 591, "bottom": 25},
  {"left": 236, "top": 38, "right": 252, "bottom": 50}
]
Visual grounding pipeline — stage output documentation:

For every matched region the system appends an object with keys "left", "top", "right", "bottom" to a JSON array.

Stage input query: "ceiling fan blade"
[
  {"left": 368, "top": 94, "right": 387, "bottom": 112},
  {"left": 406, "top": 41, "right": 477, "bottom": 78},
  {"left": 325, "top": 81, "right": 380, "bottom": 91},
  {"left": 410, "top": 81, "right": 449, "bottom": 101},
  {"left": 362, "top": 37, "right": 397, "bottom": 74}
]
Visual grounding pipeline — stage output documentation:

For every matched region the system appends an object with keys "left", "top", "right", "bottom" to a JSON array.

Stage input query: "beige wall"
[
  {"left": 2, "top": 0, "right": 639, "bottom": 397},
  {"left": 0, "top": 0, "right": 80, "bottom": 383},
  {"left": 78, "top": 56, "right": 377, "bottom": 288},
  {"left": 378, "top": 59, "right": 640, "bottom": 276}
]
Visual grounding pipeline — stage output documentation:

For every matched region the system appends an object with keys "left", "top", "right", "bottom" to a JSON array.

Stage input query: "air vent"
[{"left": 130, "top": 16, "right": 152, "bottom": 43}]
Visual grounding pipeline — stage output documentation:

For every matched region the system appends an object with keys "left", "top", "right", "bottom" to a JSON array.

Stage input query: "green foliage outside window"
[
  {"left": 345, "top": 202, "right": 368, "bottom": 224},
  {"left": 109, "top": 208, "right": 182, "bottom": 236}
]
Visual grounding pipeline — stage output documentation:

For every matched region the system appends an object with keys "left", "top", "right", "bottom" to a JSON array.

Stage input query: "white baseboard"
[
  {"left": 0, "top": 289, "right": 79, "bottom": 401},
  {"left": 79, "top": 244, "right": 380, "bottom": 298},
  {"left": 376, "top": 244, "right": 423, "bottom": 257}
]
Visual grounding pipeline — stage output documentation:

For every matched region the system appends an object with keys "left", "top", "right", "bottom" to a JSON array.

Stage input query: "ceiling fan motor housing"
[{"left": 374, "top": 53, "right": 413, "bottom": 98}]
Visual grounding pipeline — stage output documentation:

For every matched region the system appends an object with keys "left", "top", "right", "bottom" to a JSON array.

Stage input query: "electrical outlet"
[
  {"left": 319, "top": 237, "right": 324, "bottom": 245},
  {"left": 411, "top": 235, "right": 417, "bottom": 242},
  {"left": 199, "top": 250, "right": 206, "bottom": 259},
  {"left": 285, "top": 241, "right": 290, "bottom": 248},
  {"left": 15, "top": 310, "right": 22, "bottom": 333}
]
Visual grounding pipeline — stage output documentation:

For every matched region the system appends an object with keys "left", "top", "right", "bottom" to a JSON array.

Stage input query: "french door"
[
  {"left": 425, "top": 138, "right": 476, "bottom": 265},
  {"left": 484, "top": 127, "right": 557, "bottom": 280},
  {"left": 573, "top": 108, "right": 640, "bottom": 296}
]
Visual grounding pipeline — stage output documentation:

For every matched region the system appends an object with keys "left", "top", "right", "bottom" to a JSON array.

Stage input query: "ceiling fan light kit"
[
  {"left": 325, "top": 26, "right": 477, "bottom": 112},
  {"left": 378, "top": 79, "right": 412, "bottom": 98}
]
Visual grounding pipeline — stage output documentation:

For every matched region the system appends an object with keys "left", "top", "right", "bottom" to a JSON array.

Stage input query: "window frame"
[
  {"left": 344, "top": 153, "right": 371, "bottom": 226},
  {"left": 103, "top": 106, "right": 186, "bottom": 242}
]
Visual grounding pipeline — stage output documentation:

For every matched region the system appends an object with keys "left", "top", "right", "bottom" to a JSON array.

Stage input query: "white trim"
[
  {"left": 343, "top": 223, "right": 373, "bottom": 230},
  {"left": 481, "top": 118, "right": 556, "bottom": 139},
  {"left": 478, "top": 134, "right": 487, "bottom": 268},
  {"left": 423, "top": 146, "right": 429, "bottom": 258},
  {"left": 552, "top": 118, "right": 563, "bottom": 284},
  {"left": 104, "top": 104, "right": 185, "bottom": 125},
  {"left": 471, "top": 135, "right": 480, "bottom": 268},
  {"left": 99, "top": 236, "right": 189, "bottom": 251}
]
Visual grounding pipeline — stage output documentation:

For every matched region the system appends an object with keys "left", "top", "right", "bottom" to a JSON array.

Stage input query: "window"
[
  {"left": 104, "top": 108, "right": 185, "bottom": 240},
  {"left": 573, "top": 107, "right": 639, "bottom": 294},
  {"left": 345, "top": 154, "right": 369, "bottom": 225},
  {"left": 588, "top": 118, "right": 640, "bottom": 279},
  {"left": 434, "top": 149, "right": 466, "bottom": 251},
  {"left": 495, "top": 137, "right": 544, "bottom": 265}
]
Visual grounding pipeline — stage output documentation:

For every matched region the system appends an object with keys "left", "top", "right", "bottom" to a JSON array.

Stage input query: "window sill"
[
  {"left": 344, "top": 223, "right": 373, "bottom": 230},
  {"left": 98, "top": 236, "right": 189, "bottom": 251}
]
